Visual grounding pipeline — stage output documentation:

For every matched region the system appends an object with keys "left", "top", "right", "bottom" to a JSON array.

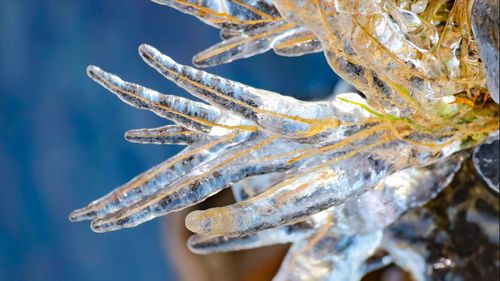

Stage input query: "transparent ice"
[{"left": 70, "top": 1, "right": 499, "bottom": 280}]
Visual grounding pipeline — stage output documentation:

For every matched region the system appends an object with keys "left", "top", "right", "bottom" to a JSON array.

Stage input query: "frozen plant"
[{"left": 70, "top": 1, "right": 499, "bottom": 280}]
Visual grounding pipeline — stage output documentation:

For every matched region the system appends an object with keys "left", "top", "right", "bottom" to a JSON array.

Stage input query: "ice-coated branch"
[
  {"left": 151, "top": 0, "right": 325, "bottom": 67},
  {"left": 188, "top": 221, "right": 315, "bottom": 254},
  {"left": 125, "top": 125, "right": 202, "bottom": 145},
  {"left": 186, "top": 154, "right": 464, "bottom": 253},
  {"left": 70, "top": 1, "right": 499, "bottom": 280},
  {"left": 69, "top": 133, "right": 240, "bottom": 222},
  {"left": 72, "top": 41, "right": 492, "bottom": 237},
  {"left": 184, "top": 139, "right": 463, "bottom": 237},
  {"left": 87, "top": 65, "right": 223, "bottom": 134},
  {"left": 152, "top": 0, "right": 280, "bottom": 30}
]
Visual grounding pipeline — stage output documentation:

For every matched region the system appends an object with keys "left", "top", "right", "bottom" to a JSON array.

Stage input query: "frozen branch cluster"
[{"left": 70, "top": 0, "right": 499, "bottom": 280}]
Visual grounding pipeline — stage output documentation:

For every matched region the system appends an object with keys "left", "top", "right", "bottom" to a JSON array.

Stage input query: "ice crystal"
[{"left": 70, "top": 0, "right": 499, "bottom": 280}]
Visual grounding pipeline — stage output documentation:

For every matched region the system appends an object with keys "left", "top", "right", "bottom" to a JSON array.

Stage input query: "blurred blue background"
[{"left": 0, "top": 1, "right": 339, "bottom": 280}]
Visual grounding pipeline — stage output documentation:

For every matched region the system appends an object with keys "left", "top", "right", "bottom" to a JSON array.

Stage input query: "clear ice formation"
[{"left": 71, "top": 0, "right": 499, "bottom": 280}]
